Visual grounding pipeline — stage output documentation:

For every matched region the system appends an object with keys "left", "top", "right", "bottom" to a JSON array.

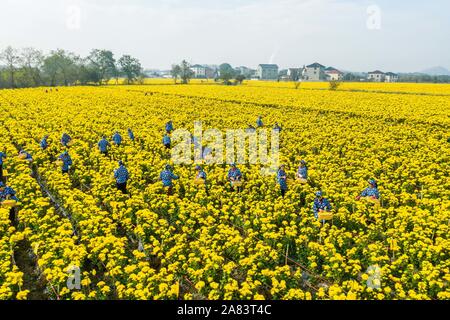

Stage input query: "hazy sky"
[{"left": 0, "top": 0, "right": 448, "bottom": 71}]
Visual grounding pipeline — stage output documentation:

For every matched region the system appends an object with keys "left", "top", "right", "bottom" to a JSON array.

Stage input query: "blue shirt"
[
  {"left": 298, "top": 166, "right": 308, "bottom": 179},
  {"left": 0, "top": 152, "right": 6, "bottom": 165},
  {"left": 160, "top": 170, "right": 178, "bottom": 187},
  {"left": 228, "top": 168, "right": 242, "bottom": 180},
  {"left": 256, "top": 118, "right": 263, "bottom": 127},
  {"left": 61, "top": 133, "right": 71, "bottom": 146},
  {"left": 112, "top": 133, "right": 122, "bottom": 145},
  {"left": 114, "top": 165, "right": 129, "bottom": 184},
  {"left": 128, "top": 129, "right": 135, "bottom": 141},
  {"left": 166, "top": 122, "right": 173, "bottom": 132},
  {"left": 192, "top": 136, "right": 201, "bottom": 148},
  {"left": 361, "top": 187, "right": 380, "bottom": 199},
  {"left": 163, "top": 135, "right": 171, "bottom": 145},
  {"left": 312, "top": 198, "right": 332, "bottom": 218},
  {"left": 20, "top": 152, "right": 32, "bottom": 161},
  {"left": 1, "top": 186, "right": 18, "bottom": 201},
  {"left": 98, "top": 138, "right": 110, "bottom": 152},
  {"left": 59, "top": 153, "right": 72, "bottom": 171},
  {"left": 196, "top": 171, "right": 207, "bottom": 180},
  {"left": 40, "top": 138, "right": 48, "bottom": 149},
  {"left": 277, "top": 169, "right": 288, "bottom": 190},
  {"left": 202, "top": 147, "right": 212, "bottom": 159}
]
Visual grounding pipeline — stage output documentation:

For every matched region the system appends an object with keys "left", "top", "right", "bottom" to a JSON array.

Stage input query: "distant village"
[{"left": 146, "top": 63, "right": 399, "bottom": 83}]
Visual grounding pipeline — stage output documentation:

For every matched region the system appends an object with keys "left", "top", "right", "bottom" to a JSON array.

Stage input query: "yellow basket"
[
  {"left": 318, "top": 211, "right": 333, "bottom": 221},
  {"left": 362, "top": 197, "right": 380, "bottom": 206},
  {"left": 2, "top": 200, "right": 18, "bottom": 208},
  {"left": 18, "top": 154, "right": 27, "bottom": 160},
  {"left": 231, "top": 181, "right": 243, "bottom": 187},
  {"left": 56, "top": 160, "right": 63, "bottom": 166},
  {"left": 193, "top": 179, "right": 205, "bottom": 185},
  {"left": 67, "top": 140, "right": 74, "bottom": 146},
  {"left": 297, "top": 178, "right": 308, "bottom": 184}
]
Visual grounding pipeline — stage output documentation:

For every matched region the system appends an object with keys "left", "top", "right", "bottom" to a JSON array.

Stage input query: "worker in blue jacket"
[
  {"left": 163, "top": 134, "right": 171, "bottom": 149},
  {"left": 312, "top": 191, "right": 332, "bottom": 221},
  {"left": 165, "top": 120, "right": 174, "bottom": 133},
  {"left": 277, "top": 164, "right": 288, "bottom": 198},
  {"left": 58, "top": 151, "right": 72, "bottom": 174},
  {"left": 160, "top": 164, "right": 179, "bottom": 195},
  {"left": 0, "top": 151, "right": 6, "bottom": 180},
  {"left": 61, "top": 133, "right": 72, "bottom": 147},
  {"left": 256, "top": 116, "right": 263, "bottom": 128},
  {"left": 128, "top": 128, "right": 135, "bottom": 141},
  {"left": 0, "top": 182, "right": 19, "bottom": 225},
  {"left": 19, "top": 150, "right": 33, "bottom": 162},
  {"left": 112, "top": 131, "right": 122, "bottom": 146},
  {"left": 296, "top": 160, "right": 308, "bottom": 180},
  {"left": 227, "top": 163, "right": 243, "bottom": 192},
  {"left": 114, "top": 160, "right": 129, "bottom": 194},
  {"left": 40, "top": 135, "right": 49, "bottom": 150},
  {"left": 357, "top": 178, "right": 380, "bottom": 200},
  {"left": 98, "top": 136, "right": 110, "bottom": 156}
]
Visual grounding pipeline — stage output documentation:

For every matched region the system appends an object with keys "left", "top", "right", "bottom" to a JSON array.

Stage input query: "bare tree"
[
  {"left": 0, "top": 46, "right": 21, "bottom": 88},
  {"left": 21, "top": 47, "right": 44, "bottom": 86}
]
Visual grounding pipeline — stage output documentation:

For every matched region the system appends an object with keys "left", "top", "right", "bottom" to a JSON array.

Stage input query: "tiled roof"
[{"left": 307, "top": 62, "right": 326, "bottom": 69}]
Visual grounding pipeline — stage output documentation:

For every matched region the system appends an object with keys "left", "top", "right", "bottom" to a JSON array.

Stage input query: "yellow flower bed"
[{"left": 0, "top": 82, "right": 448, "bottom": 300}]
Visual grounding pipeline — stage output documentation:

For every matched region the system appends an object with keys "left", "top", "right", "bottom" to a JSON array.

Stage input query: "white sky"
[{"left": 0, "top": 0, "right": 448, "bottom": 72}]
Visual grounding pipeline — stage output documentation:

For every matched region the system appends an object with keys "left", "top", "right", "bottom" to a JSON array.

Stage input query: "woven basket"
[
  {"left": 2, "top": 200, "right": 17, "bottom": 208},
  {"left": 231, "top": 181, "right": 243, "bottom": 187},
  {"left": 193, "top": 179, "right": 205, "bottom": 185},
  {"left": 318, "top": 211, "right": 333, "bottom": 221}
]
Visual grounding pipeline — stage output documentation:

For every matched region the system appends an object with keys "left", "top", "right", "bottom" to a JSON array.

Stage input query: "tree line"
[
  {"left": 0, "top": 46, "right": 144, "bottom": 88},
  {"left": 170, "top": 61, "right": 246, "bottom": 85}
]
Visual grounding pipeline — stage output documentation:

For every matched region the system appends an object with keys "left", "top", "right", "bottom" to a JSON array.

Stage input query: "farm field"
[{"left": 0, "top": 82, "right": 449, "bottom": 300}]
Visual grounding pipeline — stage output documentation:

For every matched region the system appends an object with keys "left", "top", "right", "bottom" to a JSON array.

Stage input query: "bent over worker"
[
  {"left": 114, "top": 160, "right": 129, "bottom": 194},
  {"left": 0, "top": 182, "right": 19, "bottom": 226},
  {"left": 160, "top": 164, "right": 179, "bottom": 196},
  {"left": 312, "top": 191, "right": 332, "bottom": 221}
]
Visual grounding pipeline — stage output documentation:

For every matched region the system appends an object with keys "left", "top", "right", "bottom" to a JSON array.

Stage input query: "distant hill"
[{"left": 419, "top": 66, "right": 450, "bottom": 76}]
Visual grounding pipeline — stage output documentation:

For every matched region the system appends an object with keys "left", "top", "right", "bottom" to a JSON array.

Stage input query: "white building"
[
  {"left": 256, "top": 64, "right": 279, "bottom": 80},
  {"left": 325, "top": 67, "right": 344, "bottom": 81},
  {"left": 368, "top": 70, "right": 385, "bottom": 82},
  {"left": 191, "top": 64, "right": 207, "bottom": 78},
  {"left": 302, "top": 63, "right": 327, "bottom": 81},
  {"left": 385, "top": 72, "right": 399, "bottom": 83}
]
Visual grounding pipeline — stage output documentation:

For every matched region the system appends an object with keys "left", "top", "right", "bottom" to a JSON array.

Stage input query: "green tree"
[
  {"left": 118, "top": 55, "right": 142, "bottom": 84},
  {"left": 87, "top": 49, "right": 116, "bottom": 85},
  {"left": 219, "top": 63, "right": 235, "bottom": 85},
  {"left": 171, "top": 64, "right": 182, "bottom": 84},
  {"left": 42, "top": 49, "right": 79, "bottom": 86},
  {"left": 235, "top": 74, "right": 246, "bottom": 85},
  {"left": 179, "top": 60, "right": 194, "bottom": 84},
  {"left": 329, "top": 80, "right": 342, "bottom": 91}
]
